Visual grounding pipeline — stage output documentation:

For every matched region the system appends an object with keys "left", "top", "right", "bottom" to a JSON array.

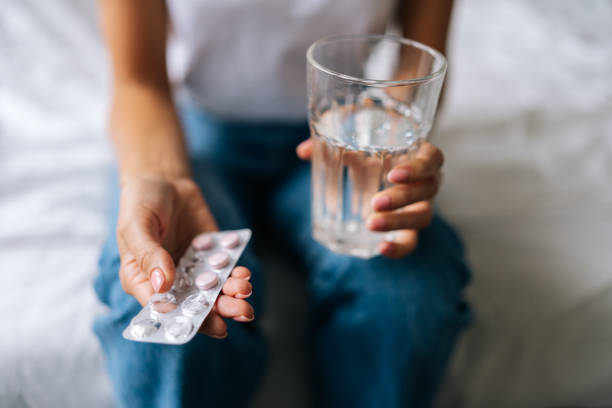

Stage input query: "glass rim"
[{"left": 306, "top": 33, "right": 448, "bottom": 86}]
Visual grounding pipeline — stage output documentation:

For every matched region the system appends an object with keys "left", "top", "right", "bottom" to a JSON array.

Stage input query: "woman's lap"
[
  {"left": 270, "top": 164, "right": 472, "bottom": 407},
  {"left": 94, "top": 105, "right": 471, "bottom": 407}
]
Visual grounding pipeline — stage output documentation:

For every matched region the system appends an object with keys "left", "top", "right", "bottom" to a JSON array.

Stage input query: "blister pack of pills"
[{"left": 123, "top": 229, "right": 252, "bottom": 345}]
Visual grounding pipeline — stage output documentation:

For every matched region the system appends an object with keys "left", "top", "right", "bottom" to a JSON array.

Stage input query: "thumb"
[
  {"left": 296, "top": 138, "right": 313, "bottom": 160},
  {"left": 138, "top": 242, "right": 176, "bottom": 293},
  {"left": 122, "top": 217, "right": 176, "bottom": 293}
]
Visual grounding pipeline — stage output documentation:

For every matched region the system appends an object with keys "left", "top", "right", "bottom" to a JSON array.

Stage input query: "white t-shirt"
[{"left": 166, "top": 0, "right": 397, "bottom": 120}]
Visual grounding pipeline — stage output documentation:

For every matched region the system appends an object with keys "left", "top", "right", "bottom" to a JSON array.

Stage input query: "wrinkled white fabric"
[
  {"left": 434, "top": 1, "right": 612, "bottom": 407},
  {"left": 0, "top": 1, "right": 113, "bottom": 407}
]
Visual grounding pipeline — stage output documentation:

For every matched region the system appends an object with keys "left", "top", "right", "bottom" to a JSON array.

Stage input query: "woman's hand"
[
  {"left": 297, "top": 139, "right": 443, "bottom": 259},
  {"left": 116, "top": 176, "right": 254, "bottom": 338}
]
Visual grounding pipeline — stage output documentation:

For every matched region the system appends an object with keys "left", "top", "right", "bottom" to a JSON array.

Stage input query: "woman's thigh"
[{"left": 270, "top": 164, "right": 472, "bottom": 406}]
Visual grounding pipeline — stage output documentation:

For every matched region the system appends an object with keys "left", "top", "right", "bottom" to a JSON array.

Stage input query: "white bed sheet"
[
  {"left": 0, "top": 0, "right": 113, "bottom": 406},
  {"left": 434, "top": 1, "right": 612, "bottom": 407},
  {"left": 1, "top": 1, "right": 612, "bottom": 407}
]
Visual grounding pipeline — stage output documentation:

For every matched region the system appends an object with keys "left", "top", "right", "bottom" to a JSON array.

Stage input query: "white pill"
[
  {"left": 192, "top": 234, "right": 214, "bottom": 250},
  {"left": 220, "top": 233, "right": 241, "bottom": 249},
  {"left": 195, "top": 271, "right": 218, "bottom": 290},
  {"left": 208, "top": 252, "right": 230, "bottom": 269}
]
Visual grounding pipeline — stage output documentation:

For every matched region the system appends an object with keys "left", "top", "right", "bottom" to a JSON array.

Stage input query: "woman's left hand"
[{"left": 297, "top": 139, "right": 443, "bottom": 259}]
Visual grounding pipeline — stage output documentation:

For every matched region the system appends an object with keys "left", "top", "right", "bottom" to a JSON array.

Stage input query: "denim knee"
[
  {"left": 309, "top": 235, "right": 471, "bottom": 407},
  {"left": 310, "top": 250, "right": 470, "bottom": 344}
]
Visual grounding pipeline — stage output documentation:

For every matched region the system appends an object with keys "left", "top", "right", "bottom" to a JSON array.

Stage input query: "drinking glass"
[{"left": 307, "top": 34, "right": 447, "bottom": 258}]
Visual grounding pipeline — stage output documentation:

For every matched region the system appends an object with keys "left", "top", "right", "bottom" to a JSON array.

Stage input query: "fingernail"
[
  {"left": 388, "top": 168, "right": 411, "bottom": 183},
  {"left": 371, "top": 195, "right": 391, "bottom": 211},
  {"left": 367, "top": 216, "right": 386, "bottom": 231},
  {"left": 378, "top": 241, "right": 392, "bottom": 255},
  {"left": 236, "top": 290, "right": 253, "bottom": 299},
  {"left": 235, "top": 315, "right": 255, "bottom": 322},
  {"left": 211, "top": 332, "right": 228, "bottom": 339},
  {"left": 151, "top": 269, "right": 164, "bottom": 293}
]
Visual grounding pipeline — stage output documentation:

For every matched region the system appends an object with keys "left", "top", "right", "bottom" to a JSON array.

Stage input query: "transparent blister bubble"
[
  {"left": 186, "top": 264, "right": 197, "bottom": 275},
  {"left": 178, "top": 258, "right": 196, "bottom": 274},
  {"left": 194, "top": 251, "right": 208, "bottom": 262},
  {"left": 173, "top": 273, "right": 193, "bottom": 293},
  {"left": 130, "top": 318, "right": 161, "bottom": 338},
  {"left": 165, "top": 316, "right": 194, "bottom": 341},
  {"left": 150, "top": 292, "right": 178, "bottom": 316},
  {"left": 182, "top": 293, "right": 210, "bottom": 316}
]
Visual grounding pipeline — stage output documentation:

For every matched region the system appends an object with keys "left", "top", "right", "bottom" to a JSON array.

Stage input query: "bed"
[{"left": 2, "top": 1, "right": 611, "bottom": 407}]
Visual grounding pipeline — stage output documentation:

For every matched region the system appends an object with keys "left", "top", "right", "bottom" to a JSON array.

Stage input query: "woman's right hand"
[{"left": 116, "top": 176, "right": 255, "bottom": 338}]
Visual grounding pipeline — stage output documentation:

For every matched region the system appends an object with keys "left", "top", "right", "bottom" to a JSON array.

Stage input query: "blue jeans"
[{"left": 94, "top": 106, "right": 472, "bottom": 408}]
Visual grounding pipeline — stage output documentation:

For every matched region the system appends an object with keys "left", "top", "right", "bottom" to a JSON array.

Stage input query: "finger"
[
  {"left": 119, "top": 255, "right": 154, "bottom": 306},
  {"left": 387, "top": 142, "right": 444, "bottom": 184},
  {"left": 296, "top": 138, "right": 313, "bottom": 160},
  {"left": 215, "top": 295, "right": 255, "bottom": 320},
  {"left": 371, "top": 177, "right": 438, "bottom": 211},
  {"left": 368, "top": 201, "right": 433, "bottom": 231},
  {"left": 118, "top": 215, "right": 176, "bottom": 293},
  {"left": 231, "top": 266, "right": 251, "bottom": 281},
  {"left": 379, "top": 230, "right": 419, "bottom": 259},
  {"left": 222, "top": 277, "right": 253, "bottom": 299},
  {"left": 198, "top": 312, "right": 228, "bottom": 338}
]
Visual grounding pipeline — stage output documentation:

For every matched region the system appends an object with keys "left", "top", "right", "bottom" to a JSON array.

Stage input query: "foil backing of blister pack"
[{"left": 122, "top": 229, "right": 252, "bottom": 345}]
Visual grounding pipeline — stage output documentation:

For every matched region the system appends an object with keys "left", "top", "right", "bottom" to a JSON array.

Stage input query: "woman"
[{"left": 94, "top": 0, "right": 471, "bottom": 406}]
